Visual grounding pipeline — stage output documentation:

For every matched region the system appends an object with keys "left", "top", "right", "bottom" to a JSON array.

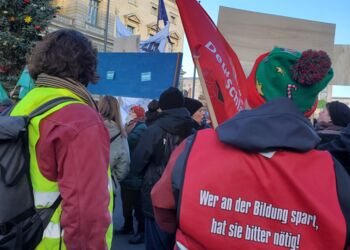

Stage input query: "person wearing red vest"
[{"left": 151, "top": 48, "right": 350, "bottom": 249}]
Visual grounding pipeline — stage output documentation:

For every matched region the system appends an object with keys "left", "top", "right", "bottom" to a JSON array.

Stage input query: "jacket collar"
[{"left": 216, "top": 98, "right": 321, "bottom": 153}]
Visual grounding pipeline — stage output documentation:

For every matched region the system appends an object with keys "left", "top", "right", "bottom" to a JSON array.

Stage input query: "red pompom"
[
  {"left": 23, "top": 0, "right": 30, "bottom": 4},
  {"left": 290, "top": 50, "right": 331, "bottom": 85},
  {"left": 35, "top": 25, "right": 41, "bottom": 31}
]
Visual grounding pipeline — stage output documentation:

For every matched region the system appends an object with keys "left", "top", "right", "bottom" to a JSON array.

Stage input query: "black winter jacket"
[
  {"left": 131, "top": 108, "right": 193, "bottom": 217},
  {"left": 318, "top": 124, "right": 350, "bottom": 175},
  {"left": 121, "top": 122, "right": 147, "bottom": 189}
]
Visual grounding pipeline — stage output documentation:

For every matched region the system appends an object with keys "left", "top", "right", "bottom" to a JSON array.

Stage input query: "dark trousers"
[
  {"left": 145, "top": 217, "right": 175, "bottom": 250},
  {"left": 121, "top": 186, "right": 144, "bottom": 233}
]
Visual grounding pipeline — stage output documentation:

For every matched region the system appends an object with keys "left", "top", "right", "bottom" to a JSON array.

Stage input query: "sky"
[{"left": 180, "top": 0, "right": 350, "bottom": 97}]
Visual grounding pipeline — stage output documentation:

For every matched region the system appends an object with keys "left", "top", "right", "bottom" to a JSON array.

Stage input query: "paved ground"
[
  {"left": 111, "top": 184, "right": 144, "bottom": 250},
  {"left": 112, "top": 234, "right": 144, "bottom": 250}
]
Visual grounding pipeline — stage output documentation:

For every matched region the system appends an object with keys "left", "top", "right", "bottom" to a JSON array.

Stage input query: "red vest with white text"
[{"left": 176, "top": 129, "right": 347, "bottom": 250}]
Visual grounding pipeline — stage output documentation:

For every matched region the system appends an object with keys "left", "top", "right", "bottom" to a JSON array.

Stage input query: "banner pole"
[
  {"left": 194, "top": 58, "right": 218, "bottom": 128},
  {"left": 191, "top": 65, "right": 196, "bottom": 98}
]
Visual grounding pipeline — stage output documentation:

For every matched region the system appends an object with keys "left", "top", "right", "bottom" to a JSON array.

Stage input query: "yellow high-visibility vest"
[{"left": 11, "top": 87, "right": 113, "bottom": 249}]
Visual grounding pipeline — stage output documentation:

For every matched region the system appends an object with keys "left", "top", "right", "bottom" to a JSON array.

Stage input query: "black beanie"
[
  {"left": 159, "top": 87, "right": 184, "bottom": 110},
  {"left": 147, "top": 99, "right": 159, "bottom": 112},
  {"left": 327, "top": 101, "right": 350, "bottom": 127},
  {"left": 184, "top": 97, "right": 203, "bottom": 116}
]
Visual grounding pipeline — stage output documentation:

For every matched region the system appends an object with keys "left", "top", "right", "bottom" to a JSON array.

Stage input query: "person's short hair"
[
  {"left": 147, "top": 99, "right": 159, "bottom": 112},
  {"left": 326, "top": 101, "right": 350, "bottom": 127},
  {"left": 28, "top": 29, "right": 98, "bottom": 86}
]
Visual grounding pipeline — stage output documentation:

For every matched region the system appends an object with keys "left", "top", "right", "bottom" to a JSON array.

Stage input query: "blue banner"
[{"left": 88, "top": 53, "right": 183, "bottom": 99}]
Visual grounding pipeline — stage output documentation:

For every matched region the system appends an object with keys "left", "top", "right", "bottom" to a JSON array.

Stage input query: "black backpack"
[
  {"left": 151, "top": 130, "right": 181, "bottom": 182},
  {"left": 162, "top": 131, "right": 181, "bottom": 168},
  {"left": 0, "top": 97, "right": 76, "bottom": 250},
  {"left": 143, "top": 129, "right": 181, "bottom": 194}
]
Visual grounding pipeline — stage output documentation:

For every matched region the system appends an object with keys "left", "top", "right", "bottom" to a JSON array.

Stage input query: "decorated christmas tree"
[{"left": 0, "top": 0, "right": 58, "bottom": 92}]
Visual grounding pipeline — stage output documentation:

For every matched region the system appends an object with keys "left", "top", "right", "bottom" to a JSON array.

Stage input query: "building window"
[
  {"left": 87, "top": 0, "right": 98, "bottom": 26},
  {"left": 151, "top": 6, "right": 158, "bottom": 16},
  {"left": 147, "top": 23, "right": 158, "bottom": 36},
  {"left": 170, "top": 15, "right": 176, "bottom": 25},
  {"left": 169, "top": 32, "right": 179, "bottom": 51},
  {"left": 128, "top": 0, "right": 137, "bottom": 6},
  {"left": 125, "top": 14, "right": 140, "bottom": 34},
  {"left": 127, "top": 25, "right": 135, "bottom": 34}
]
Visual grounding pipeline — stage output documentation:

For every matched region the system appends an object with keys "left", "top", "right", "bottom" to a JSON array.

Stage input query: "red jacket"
[
  {"left": 152, "top": 98, "right": 350, "bottom": 250},
  {"left": 36, "top": 103, "right": 111, "bottom": 249}
]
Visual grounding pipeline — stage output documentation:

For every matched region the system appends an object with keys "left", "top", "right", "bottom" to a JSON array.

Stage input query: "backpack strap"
[
  {"left": 161, "top": 129, "right": 181, "bottom": 168},
  {"left": 172, "top": 133, "right": 197, "bottom": 227},
  {"left": 28, "top": 97, "right": 79, "bottom": 120},
  {"left": 0, "top": 105, "right": 14, "bottom": 116},
  {"left": 41, "top": 196, "right": 62, "bottom": 226},
  {"left": 110, "top": 132, "right": 121, "bottom": 143},
  {"left": 0, "top": 195, "right": 62, "bottom": 236}
]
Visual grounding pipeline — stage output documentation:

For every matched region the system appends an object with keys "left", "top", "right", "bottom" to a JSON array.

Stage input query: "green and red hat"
[{"left": 247, "top": 47, "right": 334, "bottom": 116}]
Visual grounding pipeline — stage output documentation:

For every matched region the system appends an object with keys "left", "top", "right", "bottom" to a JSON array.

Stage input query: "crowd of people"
[{"left": 1, "top": 29, "right": 349, "bottom": 250}]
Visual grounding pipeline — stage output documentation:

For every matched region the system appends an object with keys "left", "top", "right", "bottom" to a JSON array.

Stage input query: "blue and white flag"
[
  {"left": 140, "top": 23, "right": 170, "bottom": 53},
  {"left": 116, "top": 16, "right": 133, "bottom": 37},
  {"left": 158, "top": 0, "right": 169, "bottom": 24}
]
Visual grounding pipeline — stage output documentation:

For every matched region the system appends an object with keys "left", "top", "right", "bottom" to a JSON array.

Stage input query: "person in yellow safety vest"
[{"left": 11, "top": 29, "right": 113, "bottom": 249}]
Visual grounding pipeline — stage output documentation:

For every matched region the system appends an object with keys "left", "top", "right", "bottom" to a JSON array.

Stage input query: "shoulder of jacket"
[
  {"left": 135, "top": 122, "right": 147, "bottom": 130},
  {"left": 44, "top": 103, "right": 105, "bottom": 132}
]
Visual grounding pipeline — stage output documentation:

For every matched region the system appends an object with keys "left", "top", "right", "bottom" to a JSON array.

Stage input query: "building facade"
[
  {"left": 50, "top": 0, "right": 184, "bottom": 52},
  {"left": 182, "top": 77, "right": 206, "bottom": 103}
]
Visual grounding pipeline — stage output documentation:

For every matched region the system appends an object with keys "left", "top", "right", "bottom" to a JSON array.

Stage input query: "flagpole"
[
  {"left": 192, "top": 66, "right": 196, "bottom": 98},
  {"left": 103, "top": 0, "right": 111, "bottom": 52},
  {"left": 191, "top": 0, "right": 201, "bottom": 98},
  {"left": 157, "top": 0, "right": 160, "bottom": 31},
  {"left": 194, "top": 58, "right": 218, "bottom": 128}
]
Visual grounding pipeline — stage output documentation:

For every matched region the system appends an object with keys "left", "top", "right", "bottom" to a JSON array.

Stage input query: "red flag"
[{"left": 177, "top": 0, "right": 246, "bottom": 126}]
